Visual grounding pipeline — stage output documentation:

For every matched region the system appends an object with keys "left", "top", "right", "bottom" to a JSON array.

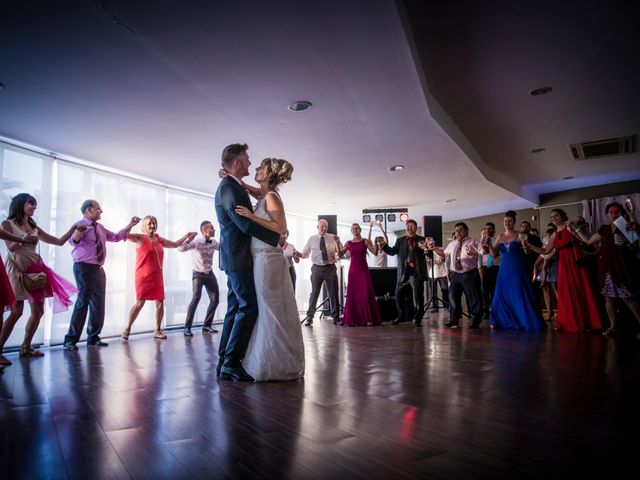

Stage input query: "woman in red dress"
[
  {"left": 338, "top": 223, "right": 382, "bottom": 326},
  {"left": 527, "top": 208, "right": 602, "bottom": 332},
  {"left": 122, "top": 215, "right": 195, "bottom": 340}
]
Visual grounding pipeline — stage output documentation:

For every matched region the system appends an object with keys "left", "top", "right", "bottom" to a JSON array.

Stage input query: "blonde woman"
[
  {"left": 233, "top": 158, "right": 304, "bottom": 382},
  {"left": 122, "top": 216, "right": 195, "bottom": 340}
]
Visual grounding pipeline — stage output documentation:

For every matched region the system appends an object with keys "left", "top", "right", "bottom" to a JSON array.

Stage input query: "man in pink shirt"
[
  {"left": 431, "top": 222, "right": 484, "bottom": 329},
  {"left": 63, "top": 199, "right": 140, "bottom": 350}
]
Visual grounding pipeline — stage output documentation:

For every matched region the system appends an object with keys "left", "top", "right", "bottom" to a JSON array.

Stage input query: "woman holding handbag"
[
  {"left": 0, "top": 193, "right": 79, "bottom": 362},
  {"left": 122, "top": 215, "right": 195, "bottom": 340}
]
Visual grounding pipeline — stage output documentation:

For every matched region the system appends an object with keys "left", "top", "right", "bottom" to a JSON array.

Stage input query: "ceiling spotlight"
[
  {"left": 529, "top": 86, "right": 553, "bottom": 96},
  {"left": 445, "top": 198, "right": 457, "bottom": 203},
  {"left": 388, "top": 165, "right": 404, "bottom": 172},
  {"left": 530, "top": 148, "right": 546, "bottom": 154},
  {"left": 287, "top": 100, "right": 312, "bottom": 112},
  {"left": 399, "top": 213, "right": 409, "bottom": 222},
  {"left": 0, "top": 82, "right": 4, "bottom": 91},
  {"left": 386, "top": 213, "right": 396, "bottom": 222},
  {"left": 375, "top": 214, "right": 384, "bottom": 222},
  {"left": 563, "top": 176, "right": 574, "bottom": 180},
  {"left": 362, "top": 214, "right": 371, "bottom": 223}
]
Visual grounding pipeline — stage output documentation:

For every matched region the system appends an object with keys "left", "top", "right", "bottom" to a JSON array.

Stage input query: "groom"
[{"left": 215, "top": 143, "right": 280, "bottom": 381}]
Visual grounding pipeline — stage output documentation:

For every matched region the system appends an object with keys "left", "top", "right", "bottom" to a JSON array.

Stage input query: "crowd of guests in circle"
[
  {"left": 304, "top": 202, "right": 640, "bottom": 342},
  {"left": 1, "top": 189, "right": 639, "bottom": 374}
]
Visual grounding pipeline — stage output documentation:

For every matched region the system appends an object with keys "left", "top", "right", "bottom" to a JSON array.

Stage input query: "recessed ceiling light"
[
  {"left": 388, "top": 165, "right": 404, "bottom": 172},
  {"left": 0, "top": 82, "right": 5, "bottom": 91},
  {"left": 287, "top": 100, "right": 312, "bottom": 112},
  {"left": 563, "top": 176, "right": 574, "bottom": 180},
  {"left": 326, "top": 202, "right": 336, "bottom": 206},
  {"left": 445, "top": 198, "right": 457, "bottom": 203},
  {"left": 530, "top": 148, "right": 546, "bottom": 153},
  {"left": 529, "top": 86, "right": 553, "bottom": 96}
]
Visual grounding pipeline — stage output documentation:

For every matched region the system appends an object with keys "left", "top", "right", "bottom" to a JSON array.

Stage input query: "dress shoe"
[
  {"left": 202, "top": 326, "right": 218, "bottom": 333},
  {"left": 184, "top": 328, "right": 193, "bottom": 337},
  {"left": 444, "top": 321, "right": 459, "bottom": 329},
  {"left": 468, "top": 323, "right": 480, "bottom": 329},
  {"left": 63, "top": 342, "right": 78, "bottom": 351},
  {"left": 390, "top": 318, "right": 400, "bottom": 325},
  {"left": 333, "top": 318, "right": 341, "bottom": 325},
  {"left": 413, "top": 320, "right": 423, "bottom": 327},
  {"left": 219, "top": 366, "right": 254, "bottom": 382},
  {"left": 304, "top": 317, "right": 313, "bottom": 326},
  {"left": 88, "top": 340, "right": 108, "bottom": 347}
]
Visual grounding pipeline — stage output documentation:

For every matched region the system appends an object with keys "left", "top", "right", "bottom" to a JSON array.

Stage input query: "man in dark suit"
[
  {"left": 215, "top": 143, "right": 280, "bottom": 381},
  {"left": 381, "top": 219, "right": 427, "bottom": 326}
]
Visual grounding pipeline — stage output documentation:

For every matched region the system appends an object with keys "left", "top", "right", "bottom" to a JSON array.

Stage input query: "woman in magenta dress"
[
  {"left": 122, "top": 215, "right": 195, "bottom": 340},
  {"left": 339, "top": 223, "right": 382, "bottom": 326},
  {"left": 527, "top": 208, "right": 602, "bottom": 332}
]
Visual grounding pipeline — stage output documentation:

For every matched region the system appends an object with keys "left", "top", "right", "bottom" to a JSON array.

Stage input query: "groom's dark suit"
[
  {"left": 215, "top": 176, "right": 279, "bottom": 374},
  {"left": 382, "top": 234, "right": 427, "bottom": 324}
]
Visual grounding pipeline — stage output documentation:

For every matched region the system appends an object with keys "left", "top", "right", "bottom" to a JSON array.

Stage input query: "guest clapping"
[
  {"left": 368, "top": 222, "right": 389, "bottom": 268},
  {"left": 123, "top": 216, "right": 196, "bottom": 340},
  {"left": 1, "top": 193, "right": 79, "bottom": 360}
]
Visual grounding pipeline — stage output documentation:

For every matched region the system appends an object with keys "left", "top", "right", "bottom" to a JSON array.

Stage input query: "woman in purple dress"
[{"left": 339, "top": 223, "right": 382, "bottom": 326}]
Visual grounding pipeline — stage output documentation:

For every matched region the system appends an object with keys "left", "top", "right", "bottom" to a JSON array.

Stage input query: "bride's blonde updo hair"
[{"left": 261, "top": 158, "right": 293, "bottom": 189}]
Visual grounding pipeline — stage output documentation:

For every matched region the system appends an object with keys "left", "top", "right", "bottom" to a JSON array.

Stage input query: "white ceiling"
[{"left": 1, "top": 1, "right": 638, "bottom": 225}]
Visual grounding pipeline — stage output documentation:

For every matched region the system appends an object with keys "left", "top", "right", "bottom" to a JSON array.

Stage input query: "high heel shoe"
[
  {"left": 0, "top": 354, "right": 12, "bottom": 366},
  {"left": 121, "top": 328, "right": 130, "bottom": 340},
  {"left": 602, "top": 327, "right": 616, "bottom": 337},
  {"left": 154, "top": 330, "right": 167, "bottom": 339}
]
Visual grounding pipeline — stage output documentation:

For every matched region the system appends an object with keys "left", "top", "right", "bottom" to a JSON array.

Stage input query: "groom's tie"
[{"left": 320, "top": 235, "right": 329, "bottom": 264}]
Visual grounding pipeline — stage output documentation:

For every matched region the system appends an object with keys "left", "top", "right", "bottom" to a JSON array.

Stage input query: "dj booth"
[
  {"left": 369, "top": 267, "right": 398, "bottom": 322},
  {"left": 368, "top": 267, "right": 417, "bottom": 322}
]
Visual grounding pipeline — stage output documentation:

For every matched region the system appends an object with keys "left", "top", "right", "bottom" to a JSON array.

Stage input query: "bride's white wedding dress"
[{"left": 242, "top": 193, "right": 305, "bottom": 381}]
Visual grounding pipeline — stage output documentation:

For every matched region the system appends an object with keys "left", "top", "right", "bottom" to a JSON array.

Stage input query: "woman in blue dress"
[{"left": 486, "top": 211, "right": 543, "bottom": 330}]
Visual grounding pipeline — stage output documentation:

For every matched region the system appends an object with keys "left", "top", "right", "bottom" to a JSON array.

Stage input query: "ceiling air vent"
[{"left": 569, "top": 135, "right": 635, "bottom": 161}]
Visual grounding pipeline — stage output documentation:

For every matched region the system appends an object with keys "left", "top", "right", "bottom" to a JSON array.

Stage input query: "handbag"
[
  {"left": 22, "top": 272, "right": 48, "bottom": 291},
  {"left": 14, "top": 227, "right": 48, "bottom": 291}
]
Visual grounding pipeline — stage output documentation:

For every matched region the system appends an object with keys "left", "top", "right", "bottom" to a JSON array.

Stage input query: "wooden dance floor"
[{"left": 0, "top": 316, "right": 638, "bottom": 479}]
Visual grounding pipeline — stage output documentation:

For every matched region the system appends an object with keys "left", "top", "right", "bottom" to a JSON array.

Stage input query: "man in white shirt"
[
  {"left": 431, "top": 222, "right": 484, "bottom": 329},
  {"left": 178, "top": 220, "right": 220, "bottom": 336},
  {"left": 297, "top": 219, "right": 342, "bottom": 326}
]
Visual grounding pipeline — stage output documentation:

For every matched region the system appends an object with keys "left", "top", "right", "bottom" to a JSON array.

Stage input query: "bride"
[{"left": 233, "top": 157, "right": 305, "bottom": 381}]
